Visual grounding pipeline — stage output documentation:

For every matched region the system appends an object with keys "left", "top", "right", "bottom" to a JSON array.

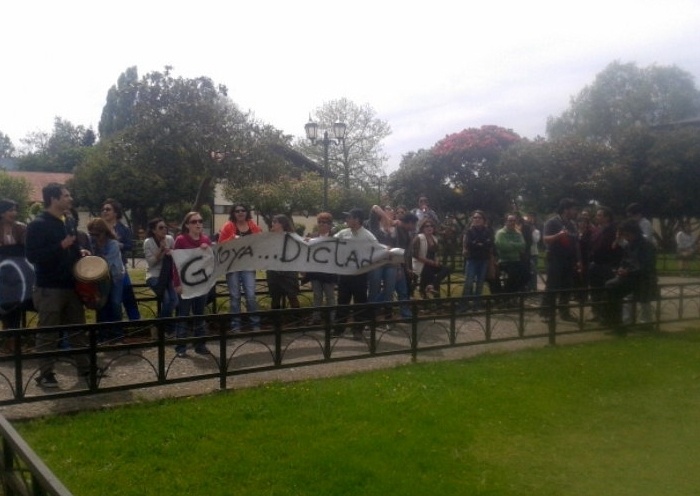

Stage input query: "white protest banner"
[{"left": 171, "top": 232, "right": 404, "bottom": 299}]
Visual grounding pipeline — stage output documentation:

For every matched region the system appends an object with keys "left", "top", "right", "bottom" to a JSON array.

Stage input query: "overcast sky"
[{"left": 2, "top": 0, "right": 699, "bottom": 172}]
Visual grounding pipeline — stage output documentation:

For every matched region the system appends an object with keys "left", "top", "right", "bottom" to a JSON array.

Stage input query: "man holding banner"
[{"left": 334, "top": 208, "right": 377, "bottom": 340}]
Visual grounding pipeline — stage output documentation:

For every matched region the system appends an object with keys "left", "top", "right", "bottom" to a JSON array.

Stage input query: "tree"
[
  {"left": 73, "top": 67, "right": 285, "bottom": 228},
  {"left": 0, "top": 132, "right": 15, "bottom": 160},
  {"left": 611, "top": 126, "right": 700, "bottom": 249},
  {"left": 99, "top": 66, "right": 140, "bottom": 139},
  {"left": 387, "top": 126, "right": 523, "bottom": 224},
  {"left": 16, "top": 118, "right": 95, "bottom": 172},
  {"left": 296, "top": 98, "right": 391, "bottom": 193},
  {"left": 499, "top": 137, "right": 615, "bottom": 215},
  {"left": 0, "top": 171, "right": 32, "bottom": 220},
  {"left": 547, "top": 61, "right": 700, "bottom": 145}
]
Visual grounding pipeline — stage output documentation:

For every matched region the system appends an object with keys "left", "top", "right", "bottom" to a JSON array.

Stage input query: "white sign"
[{"left": 172, "top": 232, "right": 404, "bottom": 299}]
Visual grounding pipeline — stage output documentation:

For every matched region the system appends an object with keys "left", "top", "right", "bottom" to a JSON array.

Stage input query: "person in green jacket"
[{"left": 494, "top": 214, "right": 528, "bottom": 294}]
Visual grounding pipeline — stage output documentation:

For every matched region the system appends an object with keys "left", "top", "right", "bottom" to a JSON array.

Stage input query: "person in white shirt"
[{"left": 333, "top": 208, "right": 377, "bottom": 340}]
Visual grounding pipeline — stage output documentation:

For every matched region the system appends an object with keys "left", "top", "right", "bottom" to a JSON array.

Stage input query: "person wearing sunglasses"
[
  {"left": 461, "top": 210, "right": 494, "bottom": 310},
  {"left": 172, "top": 211, "right": 212, "bottom": 358},
  {"left": 101, "top": 198, "right": 141, "bottom": 322},
  {"left": 143, "top": 217, "right": 177, "bottom": 327},
  {"left": 218, "top": 203, "right": 262, "bottom": 332},
  {"left": 412, "top": 217, "right": 450, "bottom": 299}
]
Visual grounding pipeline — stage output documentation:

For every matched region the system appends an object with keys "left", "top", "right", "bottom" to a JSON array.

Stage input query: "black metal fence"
[
  {"left": 1, "top": 282, "right": 699, "bottom": 407},
  {"left": 0, "top": 414, "right": 72, "bottom": 495}
]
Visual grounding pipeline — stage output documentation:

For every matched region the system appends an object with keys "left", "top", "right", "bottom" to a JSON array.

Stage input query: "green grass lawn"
[{"left": 17, "top": 330, "right": 700, "bottom": 495}]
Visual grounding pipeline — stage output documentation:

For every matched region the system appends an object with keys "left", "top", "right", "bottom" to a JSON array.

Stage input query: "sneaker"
[
  {"left": 35, "top": 372, "right": 59, "bottom": 389},
  {"left": 176, "top": 350, "right": 189, "bottom": 358}
]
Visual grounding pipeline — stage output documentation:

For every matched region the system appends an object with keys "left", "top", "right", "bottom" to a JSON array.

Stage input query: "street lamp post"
[{"left": 305, "top": 118, "right": 346, "bottom": 211}]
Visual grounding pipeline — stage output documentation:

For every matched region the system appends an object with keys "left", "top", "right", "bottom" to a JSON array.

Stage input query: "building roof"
[
  {"left": 268, "top": 143, "right": 334, "bottom": 177},
  {"left": 6, "top": 171, "right": 74, "bottom": 203}
]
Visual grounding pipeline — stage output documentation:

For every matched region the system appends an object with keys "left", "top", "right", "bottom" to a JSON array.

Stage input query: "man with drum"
[{"left": 25, "top": 183, "right": 92, "bottom": 388}]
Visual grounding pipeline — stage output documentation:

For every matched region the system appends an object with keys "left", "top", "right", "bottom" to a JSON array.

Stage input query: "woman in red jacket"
[
  {"left": 173, "top": 211, "right": 212, "bottom": 358},
  {"left": 218, "top": 203, "right": 262, "bottom": 332}
]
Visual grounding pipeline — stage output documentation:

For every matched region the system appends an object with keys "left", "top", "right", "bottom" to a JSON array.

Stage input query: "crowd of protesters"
[{"left": 0, "top": 183, "right": 693, "bottom": 389}]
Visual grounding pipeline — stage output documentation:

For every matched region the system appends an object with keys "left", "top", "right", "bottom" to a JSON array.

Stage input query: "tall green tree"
[
  {"left": 546, "top": 61, "right": 700, "bottom": 145},
  {"left": 99, "top": 66, "right": 139, "bottom": 139},
  {"left": 74, "top": 66, "right": 284, "bottom": 228},
  {"left": 499, "top": 137, "right": 615, "bottom": 215}
]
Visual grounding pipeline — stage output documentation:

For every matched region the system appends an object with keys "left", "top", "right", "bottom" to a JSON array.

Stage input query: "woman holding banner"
[
  {"left": 218, "top": 203, "right": 262, "bottom": 332},
  {"left": 267, "top": 215, "right": 301, "bottom": 310},
  {"left": 173, "top": 212, "right": 212, "bottom": 358}
]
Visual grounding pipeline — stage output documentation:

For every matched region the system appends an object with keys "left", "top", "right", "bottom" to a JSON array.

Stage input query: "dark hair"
[
  {"left": 228, "top": 203, "right": 252, "bottom": 221},
  {"left": 595, "top": 206, "right": 612, "bottom": 223},
  {"left": 557, "top": 198, "right": 577, "bottom": 214},
  {"left": 147, "top": 217, "right": 165, "bottom": 239},
  {"left": 272, "top": 214, "right": 294, "bottom": 233},
  {"left": 400, "top": 212, "right": 419, "bottom": 225},
  {"left": 0, "top": 198, "right": 18, "bottom": 215},
  {"left": 103, "top": 198, "right": 123, "bottom": 219},
  {"left": 42, "top": 183, "right": 65, "bottom": 208}
]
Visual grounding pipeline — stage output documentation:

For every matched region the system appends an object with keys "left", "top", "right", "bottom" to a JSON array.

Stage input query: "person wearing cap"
[
  {"left": 334, "top": 208, "right": 377, "bottom": 340},
  {"left": 304, "top": 212, "right": 337, "bottom": 324},
  {"left": 0, "top": 198, "right": 28, "bottom": 337}
]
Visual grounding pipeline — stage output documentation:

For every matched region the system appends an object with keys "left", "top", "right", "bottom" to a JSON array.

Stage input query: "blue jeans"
[
  {"left": 368, "top": 265, "right": 397, "bottom": 304},
  {"left": 369, "top": 264, "right": 398, "bottom": 319},
  {"left": 97, "top": 275, "right": 125, "bottom": 342},
  {"left": 146, "top": 277, "right": 178, "bottom": 334},
  {"left": 226, "top": 270, "right": 260, "bottom": 330},
  {"left": 121, "top": 271, "right": 141, "bottom": 320},
  {"left": 395, "top": 267, "right": 412, "bottom": 318},
  {"left": 176, "top": 294, "right": 208, "bottom": 353},
  {"left": 462, "top": 258, "right": 488, "bottom": 308}
]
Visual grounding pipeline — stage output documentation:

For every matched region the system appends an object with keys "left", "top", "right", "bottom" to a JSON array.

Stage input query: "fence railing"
[
  {"left": 1, "top": 282, "right": 699, "bottom": 407},
  {"left": 1, "top": 281, "right": 699, "bottom": 495},
  {"left": 0, "top": 414, "right": 73, "bottom": 495}
]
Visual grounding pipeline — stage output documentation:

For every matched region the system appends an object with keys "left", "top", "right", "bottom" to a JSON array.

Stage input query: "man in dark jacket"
[
  {"left": 26, "top": 183, "right": 91, "bottom": 388},
  {"left": 603, "top": 219, "right": 657, "bottom": 328}
]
